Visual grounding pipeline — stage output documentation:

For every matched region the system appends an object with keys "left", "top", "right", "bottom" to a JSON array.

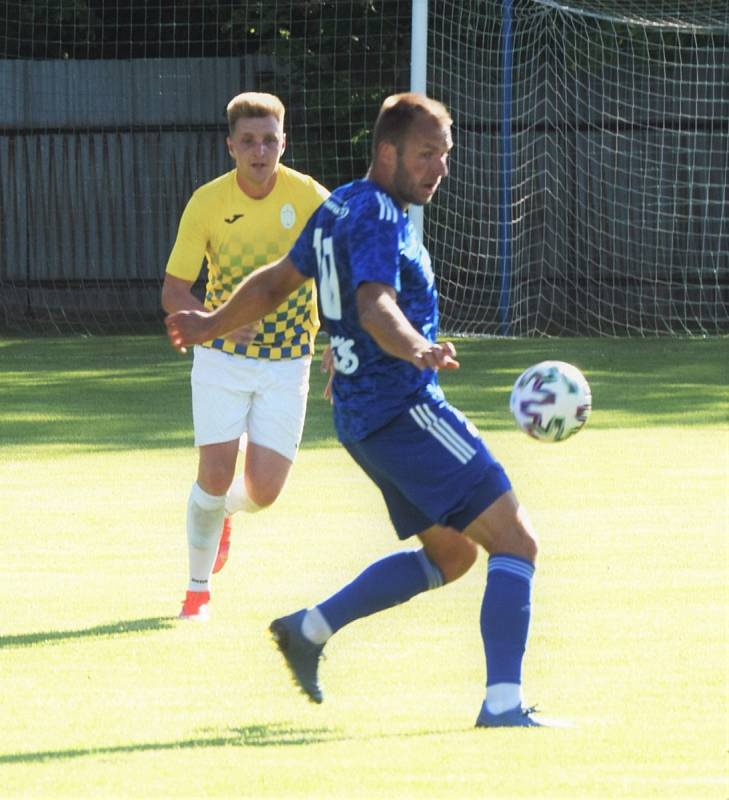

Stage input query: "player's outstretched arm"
[
  {"left": 165, "top": 255, "right": 306, "bottom": 352},
  {"left": 356, "top": 282, "right": 459, "bottom": 370},
  {"left": 162, "top": 273, "right": 259, "bottom": 347},
  {"left": 162, "top": 272, "right": 258, "bottom": 344}
]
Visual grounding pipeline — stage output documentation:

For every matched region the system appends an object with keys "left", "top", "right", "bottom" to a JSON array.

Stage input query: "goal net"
[
  {"left": 1, "top": 1, "right": 727, "bottom": 336},
  {"left": 429, "top": 0, "right": 729, "bottom": 335},
  {"left": 0, "top": 1, "right": 412, "bottom": 334}
]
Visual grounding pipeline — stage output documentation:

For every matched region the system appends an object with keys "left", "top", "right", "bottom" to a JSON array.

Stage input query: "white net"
[
  {"left": 0, "top": 1, "right": 411, "bottom": 334},
  {"left": 533, "top": 1, "right": 728, "bottom": 31},
  {"left": 2, "top": 1, "right": 727, "bottom": 336},
  {"left": 429, "top": 0, "right": 729, "bottom": 335}
]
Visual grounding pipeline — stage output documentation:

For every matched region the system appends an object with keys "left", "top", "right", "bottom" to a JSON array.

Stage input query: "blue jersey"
[{"left": 290, "top": 179, "right": 444, "bottom": 443}]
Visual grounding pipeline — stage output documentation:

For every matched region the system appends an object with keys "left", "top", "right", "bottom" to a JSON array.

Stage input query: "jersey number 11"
[{"left": 313, "top": 228, "right": 342, "bottom": 320}]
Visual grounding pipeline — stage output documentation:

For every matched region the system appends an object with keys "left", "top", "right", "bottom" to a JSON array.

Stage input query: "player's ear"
[
  {"left": 377, "top": 141, "right": 397, "bottom": 169},
  {"left": 226, "top": 136, "right": 235, "bottom": 160},
  {"left": 280, "top": 132, "right": 287, "bottom": 154}
]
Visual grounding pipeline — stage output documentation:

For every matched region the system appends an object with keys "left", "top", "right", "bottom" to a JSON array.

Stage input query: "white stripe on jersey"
[
  {"left": 376, "top": 191, "right": 399, "bottom": 223},
  {"left": 408, "top": 404, "right": 477, "bottom": 464}
]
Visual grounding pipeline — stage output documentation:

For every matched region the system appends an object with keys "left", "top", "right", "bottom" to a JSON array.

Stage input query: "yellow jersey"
[{"left": 166, "top": 165, "right": 328, "bottom": 359}]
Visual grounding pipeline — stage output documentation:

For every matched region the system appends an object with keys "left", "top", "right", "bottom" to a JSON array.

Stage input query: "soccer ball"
[{"left": 510, "top": 361, "right": 592, "bottom": 442}]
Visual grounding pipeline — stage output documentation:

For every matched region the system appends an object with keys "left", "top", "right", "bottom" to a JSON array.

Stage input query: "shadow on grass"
[
  {"left": 0, "top": 334, "right": 338, "bottom": 451},
  {"left": 1, "top": 335, "right": 726, "bottom": 453},
  {"left": 0, "top": 723, "right": 344, "bottom": 764},
  {"left": 0, "top": 722, "right": 463, "bottom": 764},
  {"left": 0, "top": 617, "right": 176, "bottom": 649}
]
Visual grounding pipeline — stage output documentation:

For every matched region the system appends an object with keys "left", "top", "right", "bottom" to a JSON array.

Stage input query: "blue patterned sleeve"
[
  {"left": 289, "top": 212, "right": 318, "bottom": 279},
  {"left": 347, "top": 191, "right": 401, "bottom": 291}
]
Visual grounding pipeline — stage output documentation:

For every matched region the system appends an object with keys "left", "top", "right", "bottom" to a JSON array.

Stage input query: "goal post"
[{"left": 409, "top": 0, "right": 428, "bottom": 240}]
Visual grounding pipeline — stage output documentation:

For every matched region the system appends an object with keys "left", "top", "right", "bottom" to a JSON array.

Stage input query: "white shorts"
[{"left": 191, "top": 345, "right": 312, "bottom": 461}]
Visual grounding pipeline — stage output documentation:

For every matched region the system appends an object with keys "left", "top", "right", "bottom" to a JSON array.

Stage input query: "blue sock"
[
  {"left": 317, "top": 550, "right": 444, "bottom": 634},
  {"left": 480, "top": 554, "right": 535, "bottom": 686}
]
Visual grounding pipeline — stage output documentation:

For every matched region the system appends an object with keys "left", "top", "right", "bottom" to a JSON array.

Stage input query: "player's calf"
[{"left": 419, "top": 526, "right": 479, "bottom": 583}]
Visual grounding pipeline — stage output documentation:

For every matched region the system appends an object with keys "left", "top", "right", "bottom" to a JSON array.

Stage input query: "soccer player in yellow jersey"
[{"left": 162, "top": 92, "right": 329, "bottom": 621}]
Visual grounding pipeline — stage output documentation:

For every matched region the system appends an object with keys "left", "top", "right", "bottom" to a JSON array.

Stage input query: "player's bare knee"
[
  {"left": 247, "top": 492, "right": 275, "bottom": 509},
  {"left": 197, "top": 465, "right": 234, "bottom": 497},
  {"left": 246, "top": 483, "right": 281, "bottom": 509},
  {"left": 467, "top": 519, "right": 538, "bottom": 563},
  {"left": 520, "top": 529, "right": 538, "bottom": 563},
  {"left": 498, "top": 523, "right": 538, "bottom": 562}
]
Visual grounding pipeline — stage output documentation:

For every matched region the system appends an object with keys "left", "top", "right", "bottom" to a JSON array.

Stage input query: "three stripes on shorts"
[{"left": 409, "top": 403, "right": 476, "bottom": 464}]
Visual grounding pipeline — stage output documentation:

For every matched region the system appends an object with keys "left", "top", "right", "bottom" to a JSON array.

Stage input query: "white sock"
[
  {"left": 301, "top": 607, "right": 333, "bottom": 645},
  {"left": 225, "top": 477, "right": 262, "bottom": 516},
  {"left": 485, "top": 683, "right": 523, "bottom": 715},
  {"left": 186, "top": 482, "right": 226, "bottom": 593}
]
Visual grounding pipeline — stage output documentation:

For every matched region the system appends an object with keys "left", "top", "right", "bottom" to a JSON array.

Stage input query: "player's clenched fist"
[
  {"left": 165, "top": 309, "right": 214, "bottom": 353},
  {"left": 413, "top": 341, "right": 460, "bottom": 371}
]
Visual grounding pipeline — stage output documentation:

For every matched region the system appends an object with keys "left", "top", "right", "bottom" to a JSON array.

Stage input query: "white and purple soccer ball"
[{"left": 510, "top": 361, "right": 592, "bottom": 442}]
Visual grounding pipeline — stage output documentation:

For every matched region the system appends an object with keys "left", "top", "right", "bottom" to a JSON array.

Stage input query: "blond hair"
[
  {"left": 226, "top": 92, "right": 285, "bottom": 133},
  {"left": 371, "top": 93, "right": 452, "bottom": 156}
]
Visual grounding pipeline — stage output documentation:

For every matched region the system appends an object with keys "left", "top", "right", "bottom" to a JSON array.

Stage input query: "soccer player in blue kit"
[{"left": 166, "top": 93, "right": 550, "bottom": 727}]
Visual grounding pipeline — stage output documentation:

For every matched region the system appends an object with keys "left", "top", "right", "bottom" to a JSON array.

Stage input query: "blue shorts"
[{"left": 343, "top": 394, "right": 512, "bottom": 540}]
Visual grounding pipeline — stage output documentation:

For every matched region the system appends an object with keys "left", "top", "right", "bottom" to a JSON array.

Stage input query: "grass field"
[{"left": 1, "top": 334, "right": 727, "bottom": 799}]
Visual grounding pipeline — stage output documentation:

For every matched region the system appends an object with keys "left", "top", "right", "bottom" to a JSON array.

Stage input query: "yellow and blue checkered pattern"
[
  {"left": 165, "top": 166, "right": 328, "bottom": 360},
  {"left": 209, "top": 282, "right": 315, "bottom": 359}
]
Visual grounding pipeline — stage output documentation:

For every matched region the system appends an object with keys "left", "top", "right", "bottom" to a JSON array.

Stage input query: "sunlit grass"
[{"left": 1, "top": 335, "right": 727, "bottom": 798}]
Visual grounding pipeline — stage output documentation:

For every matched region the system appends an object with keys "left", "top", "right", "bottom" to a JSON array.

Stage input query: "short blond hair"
[
  {"left": 226, "top": 92, "right": 285, "bottom": 133},
  {"left": 372, "top": 92, "right": 452, "bottom": 156}
]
